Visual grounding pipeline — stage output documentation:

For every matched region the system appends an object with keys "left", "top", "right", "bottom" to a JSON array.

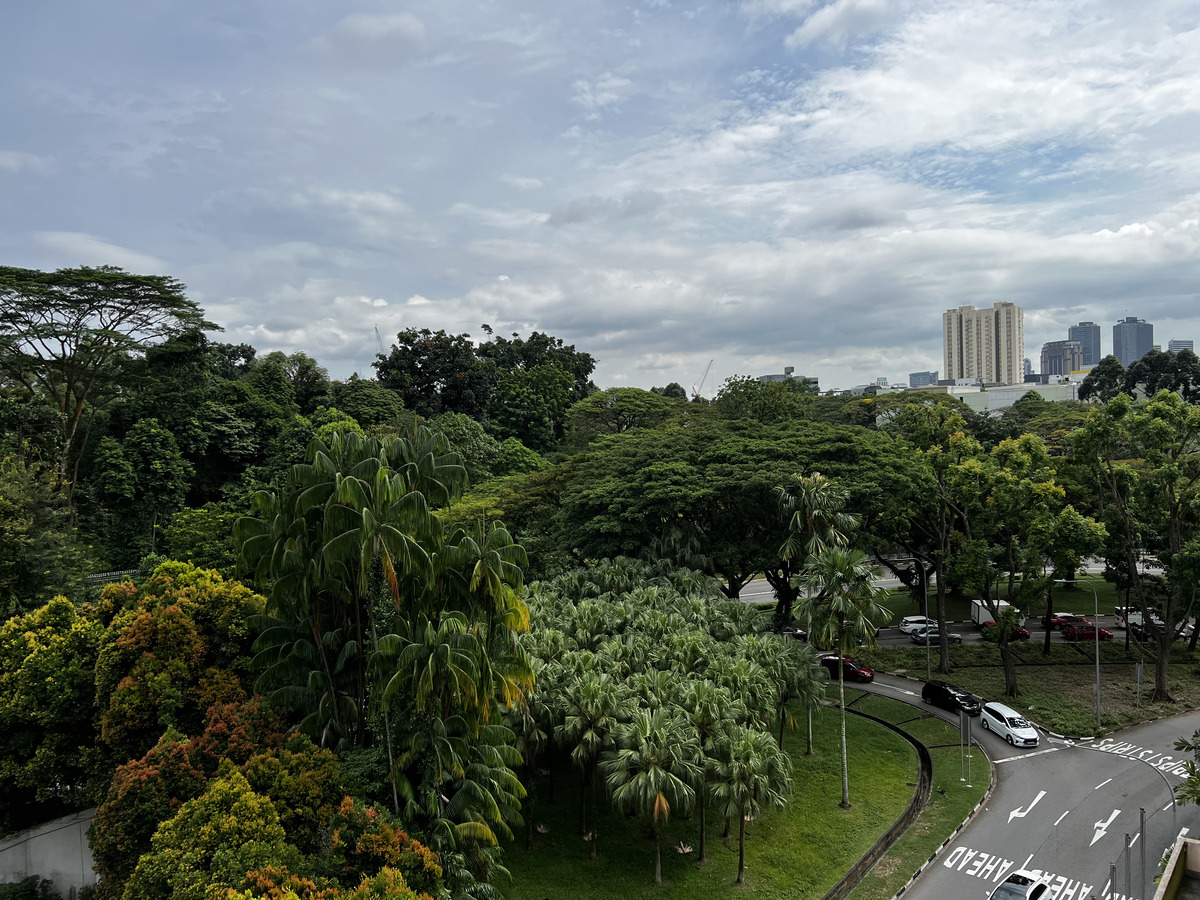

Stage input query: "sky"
[{"left": 3, "top": 1, "right": 1200, "bottom": 395}]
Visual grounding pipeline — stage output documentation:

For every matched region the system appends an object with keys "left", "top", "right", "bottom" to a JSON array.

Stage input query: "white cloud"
[
  {"left": 502, "top": 174, "right": 544, "bottom": 190},
  {"left": 571, "top": 72, "right": 636, "bottom": 118},
  {"left": 0, "top": 151, "right": 51, "bottom": 174},
  {"left": 31, "top": 232, "right": 169, "bottom": 273},
  {"left": 785, "top": 0, "right": 900, "bottom": 49},
  {"left": 311, "top": 12, "right": 427, "bottom": 67}
]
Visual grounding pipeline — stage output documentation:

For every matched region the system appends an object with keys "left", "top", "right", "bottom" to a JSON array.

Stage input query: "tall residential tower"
[{"left": 943, "top": 302, "right": 1025, "bottom": 384}]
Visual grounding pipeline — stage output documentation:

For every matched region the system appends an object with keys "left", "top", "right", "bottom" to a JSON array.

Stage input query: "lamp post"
[{"left": 1056, "top": 578, "right": 1101, "bottom": 730}]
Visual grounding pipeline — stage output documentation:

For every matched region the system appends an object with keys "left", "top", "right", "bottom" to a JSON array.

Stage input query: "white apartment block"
[{"left": 943, "top": 302, "right": 1025, "bottom": 385}]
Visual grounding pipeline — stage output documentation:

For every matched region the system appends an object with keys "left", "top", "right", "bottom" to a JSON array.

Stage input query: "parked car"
[
  {"left": 921, "top": 680, "right": 981, "bottom": 716},
  {"left": 1115, "top": 606, "right": 1165, "bottom": 629},
  {"left": 911, "top": 627, "right": 962, "bottom": 645},
  {"left": 982, "top": 621, "right": 1031, "bottom": 641},
  {"left": 819, "top": 655, "right": 874, "bottom": 683},
  {"left": 1063, "top": 623, "right": 1114, "bottom": 642},
  {"left": 898, "top": 615, "right": 934, "bottom": 634},
  {"left": 1047, "top": 612, "right": 1089, "bottom": 631},
  {"left": 980, "top": 701, "right": 1039, "bottom": 747},
  {"left": 988, "top": 869, "right": 1052, "bottom": 899}
]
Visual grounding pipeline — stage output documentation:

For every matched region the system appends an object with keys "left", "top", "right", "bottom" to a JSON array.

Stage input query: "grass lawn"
[
  {"left": 503, "top": 696, "right": 917, "bottom": 899},
  {"left": 843, "top": 695, "right": 989, "bottom": 900}
]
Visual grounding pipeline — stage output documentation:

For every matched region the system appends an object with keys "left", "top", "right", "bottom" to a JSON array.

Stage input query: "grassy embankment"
[{"left": 503, "top": 691, "right": 973, "bottom": 900}]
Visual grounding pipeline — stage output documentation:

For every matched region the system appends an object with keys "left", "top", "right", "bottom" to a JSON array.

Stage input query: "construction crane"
[
  {"left": 374, "top": 325, "right": 385, "bottom": 356},
  {"left": 691, "top": 359, "right": 713, "bottom": 400}
]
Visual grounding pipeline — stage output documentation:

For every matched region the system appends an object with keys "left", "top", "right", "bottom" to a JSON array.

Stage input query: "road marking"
[
  {"left": 1130, "top": 832, "right": 1140, "bottom": 847},
  {"left": 1055, "top": 810, "right": 1069, "bottom": 826},
  {"left": 945, "top": 848, "right": 1096, "bottom": 898},
  {"left": 1095, "top": 777, "right": 1112, "bottom": 789},
  {"left": 1092, "top": 809, "right": 1121, "bottom": 847},
  {"left": 1165, "top": 802, "right": 1175, "bottom": 812},
  {"left": 1008, "top": 790, "right": 1047, "bottom": 823},
  {"left": 994, "top": 747, "right": 1060, "bottom": 763},
  {"left": 1091, "top": 737, "right": 1191, "bottom": 779}
]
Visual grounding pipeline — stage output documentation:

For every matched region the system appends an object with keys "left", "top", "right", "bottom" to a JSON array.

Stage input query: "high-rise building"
[
  {"left": 943, "top": 302, "right": 1024, "bottom": 384},
  {"left": 1113, "top": 317, "right": 1154, "bottom": 367},
  {"left": 909, "top": 370, "right": 938, "bottom": 387},
  {"left": 1169, "top": 339, "right": 1194, "bottom": 354},
  {"left": 1041, "top": 340, "right": 1084, "bottom": 377},
  {"left": 1068, "top": 322, "right": 1102, "bottom": 367}
]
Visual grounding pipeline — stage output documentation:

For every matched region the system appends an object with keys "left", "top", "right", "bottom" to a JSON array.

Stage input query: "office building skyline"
[
  {"left": 1041, "top": 340, "right": 1084, "bottom": 377},
  {"left": 1068, "top": 321, "right": 1102, "bottom": 367},
  {"left": 1113, "top": 316, "right": 1154, "bottom": 367}
]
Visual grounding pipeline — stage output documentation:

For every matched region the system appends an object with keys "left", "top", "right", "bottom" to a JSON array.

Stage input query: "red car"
[
  {"left": 819, "top": 655, "right": 875, "bottom": 683},
  {"left": 982, "top": 621, "right": 1031, "bottom": 641},
  {"left": 1063, "top": 623, "right": 1114, "bottom": 642},
  {"left": 1048, "top": 612, "right": 1090, "bottom": 631}
]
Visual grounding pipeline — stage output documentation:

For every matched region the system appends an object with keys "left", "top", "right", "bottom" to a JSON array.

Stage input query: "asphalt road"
[{"left": 859, "top": 675, "right": 1200, "bottom": 900}]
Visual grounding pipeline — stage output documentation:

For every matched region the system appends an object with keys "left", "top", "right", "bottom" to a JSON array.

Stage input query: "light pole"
[{"left": 1056, "top": 578, "right": 1101, "bottom": 730}]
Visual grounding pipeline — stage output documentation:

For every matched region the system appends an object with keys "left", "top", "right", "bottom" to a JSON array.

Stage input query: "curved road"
[{"left": 861, "top": 674, "right": 1200, "bottom": 900}]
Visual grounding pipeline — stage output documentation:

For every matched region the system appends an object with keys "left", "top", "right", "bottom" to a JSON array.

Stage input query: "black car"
[{"left": 921, "top": 680, "right": 981, "bottom": 716}]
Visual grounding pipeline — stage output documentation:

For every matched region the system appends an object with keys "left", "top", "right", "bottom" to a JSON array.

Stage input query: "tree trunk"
[
  {"left": 806, "top": 705, "right": 813, "bottom": 756},
  {"left": 1000, "top": 638, "right": 1018, "bottom": 697},
  {"left": 654, "top": 825, "right": 662, "bottom": 884},
  {"left": 839, "top": 669, "right": 850, "bottom": 808},
  {"left": 589, "top": 768, "right": 599, "bottom": 861},
  {"left": 1043, "top": 583, "right": 1054, "bottom": 656},
  {"left": 935, "top": 559, "right": 951, "bottom": 674},
  {"left": 736, "top": 812, "right": 747, "bottom": 884},
  {"left": 580, "top": 769, "right": 588, "bottom": 834},
  {"left": 698, "top": 796, "right": 706, "bottom": 862}
]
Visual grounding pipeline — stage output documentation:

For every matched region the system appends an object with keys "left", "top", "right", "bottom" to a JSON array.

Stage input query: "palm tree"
[
  {"left": 556, "top": 671, "right": 626, "bottom": 860},
  {"left": 773, "top": 471, "right": 860, "bottom": 631},
  {"left": 710, "top": 724, "right": 792, "bottom": 885},
  {"left": 799, "top": 547, "right": 890, "bottom": 808},
  {"left": 601, "top": 708, "right": 700, "bottom": 884},
  {"left": 678, "top": 680, "right": 739, "bottom": 862}
]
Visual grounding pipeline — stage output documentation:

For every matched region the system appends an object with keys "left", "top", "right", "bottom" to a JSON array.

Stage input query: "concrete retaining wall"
[{"left": 0, "top": 808, "right": 97, "bottom": 898}]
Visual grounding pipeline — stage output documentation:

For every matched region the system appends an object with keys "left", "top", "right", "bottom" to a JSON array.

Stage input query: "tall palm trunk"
[
  {"left": 590, "top": 767, "right": 599, "bottom": 861},
  {"left": 653, "top": 824, "right": 662, "bottom": 884},
  {"left": 806, "top": 706, "right": 813, "bottom": 755},
  {"left": 736, "top": 811, "right": 747, "bottom": 884},
  {"left": 839, "top": 668, "right": 850, "bottom": 808}
]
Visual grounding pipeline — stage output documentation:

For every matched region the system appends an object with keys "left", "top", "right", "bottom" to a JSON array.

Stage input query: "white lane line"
[
  {"left": 994, "top": 747, "right": 1061, "bottom": 763},
  {"left": 1095, "top": 777, "right": 1112, "bottom": 790},
  {"left": 1131, "top": 832, "right": 1141, "bottom": 847},
  {"left": 1165, "top": 802, "right": 1175, "bottom": 812},
  {"left": 1054, "top": 810, "right": 1069, "bottom": 826},
  {"left": 1022, "top": 853, "right": 1034, "bottom": 871}
]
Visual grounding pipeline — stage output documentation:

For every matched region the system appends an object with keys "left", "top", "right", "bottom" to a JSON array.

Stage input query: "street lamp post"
[{"left": 1056, "top": 578, "right": 1101, "bottom": 730}]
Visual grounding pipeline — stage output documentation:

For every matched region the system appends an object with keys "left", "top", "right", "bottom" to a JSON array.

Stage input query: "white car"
[
  {"left": 980, "top": 702, "right": 1039, "bottom": 748},
  {"left": 988, "top": 869, "right": 1052, "bottom": 899},
  {"left": 898, "top": 615, "right": 934, "bottom": 634}
]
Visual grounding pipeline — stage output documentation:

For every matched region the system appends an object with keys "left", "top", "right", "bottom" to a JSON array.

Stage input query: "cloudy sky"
[{"left": 3, "top": 1, "right": 1199, "bottom": 393}]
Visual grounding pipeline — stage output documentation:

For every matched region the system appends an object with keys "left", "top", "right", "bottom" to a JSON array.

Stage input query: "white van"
[{"left": 980, "top": 702, "right": 1039, "bottom": 748}]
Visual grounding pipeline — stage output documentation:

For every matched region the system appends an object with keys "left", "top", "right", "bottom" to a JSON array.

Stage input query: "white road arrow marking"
[
  {"left": 1091, "top": 808, "right": 1121, "bottom": 846},
  {"left": 1008, "top": 790, "right": 1046, "bottom": 823}
]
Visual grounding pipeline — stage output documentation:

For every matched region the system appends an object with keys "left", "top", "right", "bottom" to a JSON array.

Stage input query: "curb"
[{"left": 889, "top": 754, "right": 996, "bottom": 900}]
